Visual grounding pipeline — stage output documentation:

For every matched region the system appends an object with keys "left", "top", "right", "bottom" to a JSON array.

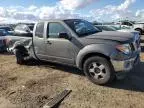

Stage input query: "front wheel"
[{"left": 83, "top": 56, "right": 115, "bottom": 85}]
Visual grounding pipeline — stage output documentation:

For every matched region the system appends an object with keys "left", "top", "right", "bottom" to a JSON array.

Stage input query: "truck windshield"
[{"left": 64, "top": 19, "right": 101, "bottom": 37}]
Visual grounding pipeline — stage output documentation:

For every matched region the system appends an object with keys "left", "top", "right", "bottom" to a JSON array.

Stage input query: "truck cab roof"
[{"left": 38, "top": 19, "right": 83, "bottom": 22}]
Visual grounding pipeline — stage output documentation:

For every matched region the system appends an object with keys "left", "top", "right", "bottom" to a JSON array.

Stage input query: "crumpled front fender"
[{"left": 76, "top": 44, "right": 116, "bottom": 69}]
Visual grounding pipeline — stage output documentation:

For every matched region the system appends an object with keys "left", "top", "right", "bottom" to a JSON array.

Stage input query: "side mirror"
[{"left": 58, "top": 32, "right": 71, "bottom": 40}]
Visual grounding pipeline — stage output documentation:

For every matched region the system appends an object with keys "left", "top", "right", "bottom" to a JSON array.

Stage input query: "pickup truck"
[{"left": 7, "top": 19, "right": 141, "bottom": 85}]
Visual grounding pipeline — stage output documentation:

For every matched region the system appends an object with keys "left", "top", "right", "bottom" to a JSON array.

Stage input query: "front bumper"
[{"left": 111, "top": 54, "right": 140, "bottom": 72}]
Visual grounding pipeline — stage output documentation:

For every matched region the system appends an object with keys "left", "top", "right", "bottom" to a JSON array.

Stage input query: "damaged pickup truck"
[{"left": 7, "top": 19, "right": 141, "bottom": 85}]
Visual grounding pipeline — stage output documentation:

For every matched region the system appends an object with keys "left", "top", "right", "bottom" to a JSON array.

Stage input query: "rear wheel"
[
  {"left": 83, "top": 56, "right": 115, "bottom": 85},
  {"left": 135, "top": 28, "right": 142, "bottom": 35},
  {"left": 15, "top": 49, "right": 25, "bottom": 65}
]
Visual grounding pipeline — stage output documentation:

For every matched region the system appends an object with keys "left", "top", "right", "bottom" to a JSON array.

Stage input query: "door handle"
[{"left": 46, "top": 40, "right": 52, "bottom": 44}]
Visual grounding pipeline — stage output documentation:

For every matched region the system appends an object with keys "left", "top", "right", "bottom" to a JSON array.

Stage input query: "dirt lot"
[{"left": 0, "top": 36, "right": 144, "bottom": 108}]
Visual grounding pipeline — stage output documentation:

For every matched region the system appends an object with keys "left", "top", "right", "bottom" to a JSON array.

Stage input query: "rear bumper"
[{"left": 111, "top": 54, "right": 140, "bottom": 72}]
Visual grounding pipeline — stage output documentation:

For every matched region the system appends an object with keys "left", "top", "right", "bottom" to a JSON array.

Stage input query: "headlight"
[{"left": 116, "top": 44, "right": 131, "bottom": 55}]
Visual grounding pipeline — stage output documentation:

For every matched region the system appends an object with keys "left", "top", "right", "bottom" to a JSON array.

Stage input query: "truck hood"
[{"left": 85, "top": 31, "right": 133, "bottom": 43}]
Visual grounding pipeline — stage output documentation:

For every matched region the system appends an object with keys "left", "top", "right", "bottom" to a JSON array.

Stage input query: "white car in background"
[
  {"left": 133, "top": 22, "right": 144, "bottom": 35},
  {"left": 94, "top": 25, "right": 140, "bottom": 35},
  {"left": 112, "top": 26, "right": 140, "bottom": 34},
  {"left": 117, "top": 29, "right": 140, "bottom": 34},
  {"left": 114, "top": 21, "right": 144, "bottom": 35}
]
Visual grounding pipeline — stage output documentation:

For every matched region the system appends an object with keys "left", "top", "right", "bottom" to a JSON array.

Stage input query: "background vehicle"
[
  {"left": 94, "top": 20, "right": 144, "bottom": 35},
  {"left": 133, "top": 22, "right": 144, "bottom": 35},
  {"left": 6, "top": 23, "right": 34, "bottom": 52},
  {"left": 13, "top": 23, "right": 34, "bottom": 37},
  {"left": 114, "top": 21, "right": 144, "bottom": 35},
  {"left": 0, "top": 26, "right": 13, "bottom": 35},
  {"left": 94, "top": 25, "right": 140, "bottom": 36},
  {"left": 0, "top": 29, "right": 8, "bottom": 52},
  {"left": 8, "top": 19, "right": 140, "bottom": 85},
  {"left": 94, "top": 25, "right": 116, "bottom": 31}
]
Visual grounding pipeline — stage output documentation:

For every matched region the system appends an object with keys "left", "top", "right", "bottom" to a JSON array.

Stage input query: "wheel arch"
[
  {"left": 135, "top": 28, "right": 143, "bottom": 34},
  {"left": 77, "top": 52, "right": 111, "bottom": 70},
  {"left": 14, "top": 44, "right": 28, "bottom": 54},
  {"left": 135, "top": 28, "right": 142, "bottom": 30}
]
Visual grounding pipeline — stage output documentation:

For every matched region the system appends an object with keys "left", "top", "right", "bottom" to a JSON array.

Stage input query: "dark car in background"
[
  {"left": 0, "top": 29, "right": 9, "bottom": 52},
  {"left": 0, "top": 26, "right": 13, "bottom": 35}
]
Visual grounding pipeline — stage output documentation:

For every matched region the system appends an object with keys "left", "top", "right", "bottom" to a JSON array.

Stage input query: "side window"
[
  {"left": 48, "top": 22, "right": 66, "bottom": 38},
  {"left": 35, "top": 22, "right": 44, "bottom": 38}
]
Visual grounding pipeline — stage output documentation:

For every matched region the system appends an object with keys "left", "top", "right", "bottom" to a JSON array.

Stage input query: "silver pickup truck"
[{"left": 6, "top": 19, "right": 141, "bottom": 85}]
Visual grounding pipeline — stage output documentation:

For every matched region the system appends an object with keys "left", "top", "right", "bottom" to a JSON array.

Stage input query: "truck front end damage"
[{"left": 110, "top": 33, "right": 141, "bottom": 78}]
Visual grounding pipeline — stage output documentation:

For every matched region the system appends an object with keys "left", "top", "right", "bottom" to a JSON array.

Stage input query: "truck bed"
[{"left": 6, "top": 35, "right": 32, "bottom": 53}]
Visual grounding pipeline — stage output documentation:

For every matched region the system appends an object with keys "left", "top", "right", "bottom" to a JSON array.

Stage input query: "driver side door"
[{"left": 44, "top": 22, "right": 75, "bottom": 65}]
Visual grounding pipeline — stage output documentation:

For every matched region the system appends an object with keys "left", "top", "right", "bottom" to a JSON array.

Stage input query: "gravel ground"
[{"left": 0, "top": 35, "right": 143, "bottom": 108}]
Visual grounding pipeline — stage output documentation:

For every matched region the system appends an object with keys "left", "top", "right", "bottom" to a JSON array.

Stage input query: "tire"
[
  {"left": 83, "top": 56, "right": 115, "bottom": 85},
  {"left": 15, "top": 49, "right": 25, "bottom": 65},
  {"left": 135, "top": 29, "right": 142, "bottom": 35}
]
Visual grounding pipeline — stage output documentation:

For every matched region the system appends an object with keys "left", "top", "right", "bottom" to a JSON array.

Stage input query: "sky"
[{"left": 0, "top": 0, "right": 144, "bottom": 24}]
